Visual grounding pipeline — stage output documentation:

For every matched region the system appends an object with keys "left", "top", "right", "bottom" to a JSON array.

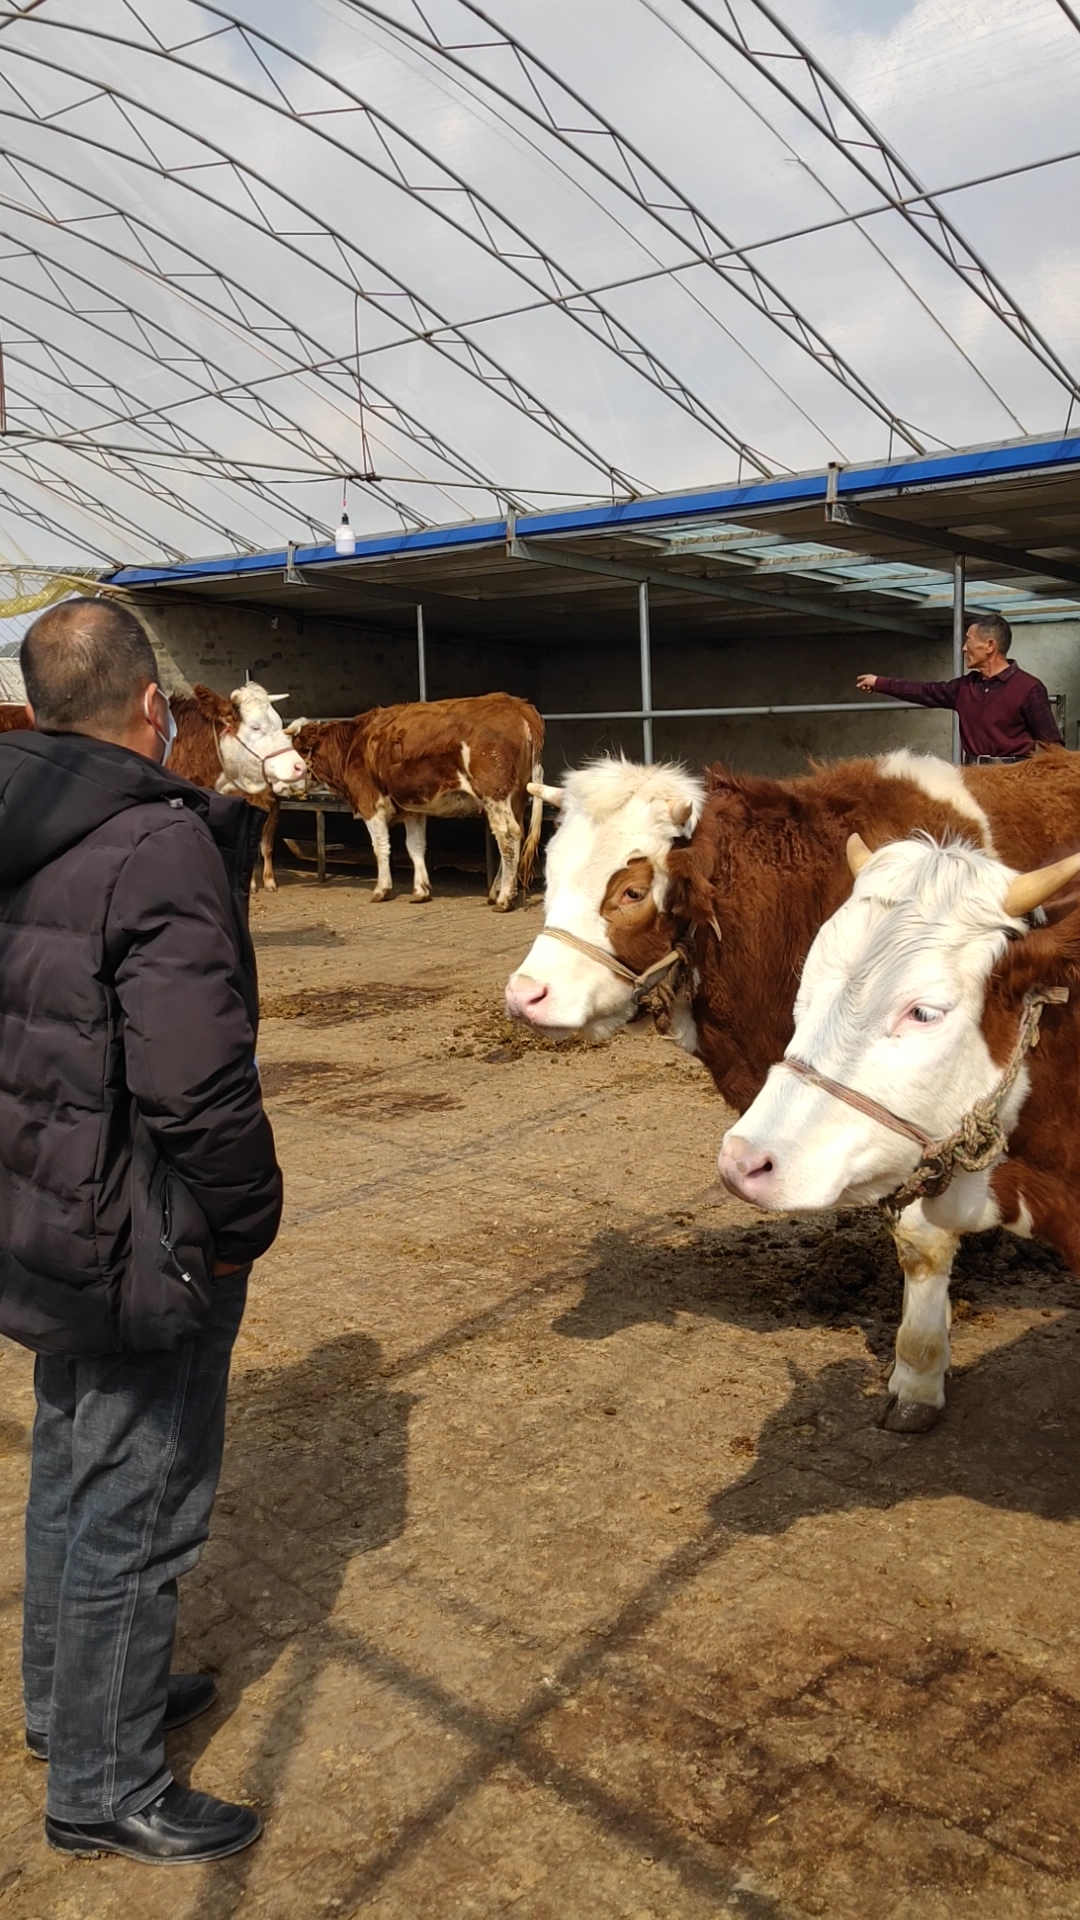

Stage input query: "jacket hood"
[{"left": 0, "top": 730, "right": 216, "bottom": 888}]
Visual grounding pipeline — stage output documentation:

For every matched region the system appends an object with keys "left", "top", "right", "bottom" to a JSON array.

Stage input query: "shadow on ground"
[
  {"left": 160, "top": 1235, "right": 1080, "bottom": 1919},
  {"left": 172, "top": 1332, "right": 415, "bottom": 1917},
  {"left": 554, "top": 1213, "right": 1075, "bottom": 1360}
]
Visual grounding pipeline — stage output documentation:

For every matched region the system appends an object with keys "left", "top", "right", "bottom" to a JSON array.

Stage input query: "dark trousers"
[{"left": 22, "top": 1273, "right": 248, "bottom": 1822}]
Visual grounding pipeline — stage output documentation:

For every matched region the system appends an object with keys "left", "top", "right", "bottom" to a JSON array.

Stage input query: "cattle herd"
[{"left": 9, "top": 678, "right": 1079, "bottom": 1439}]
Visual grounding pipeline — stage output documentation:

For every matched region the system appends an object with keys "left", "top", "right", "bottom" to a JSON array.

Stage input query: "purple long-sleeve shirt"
[{"left": 873, "top": 662, "right": 1063, "bottom": 760}]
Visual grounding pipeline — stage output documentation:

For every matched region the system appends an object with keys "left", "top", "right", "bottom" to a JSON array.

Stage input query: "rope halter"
[
  {"left": 783, "top": 984, "right": 1068, "bottom": 1219},
  {"left": 215, "top": 723, "right": 305, "bottom": 787},
  {"left": 536, "top": 925, "right": 689, "bottom": 1016}
]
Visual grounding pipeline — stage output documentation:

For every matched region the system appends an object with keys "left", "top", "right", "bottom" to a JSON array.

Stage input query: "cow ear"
[
  {"left": 528, "top": 781, "right": 563, "bottom": 808},
  {"left": 229, "top": 688, "right": 244, "bottom": 705},
  {"left": 846, "top": 832, "right": 872, "bottom": 876}
]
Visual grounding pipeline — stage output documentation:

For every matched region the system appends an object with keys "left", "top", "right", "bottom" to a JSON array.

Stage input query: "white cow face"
[
  {"left": 717, "top": 837, "right": 1063, "bottom": 1214},
  {"left": 504, "top": 758, "right": 703, "bottom": 1041},
  {"left": 218, "top": 684, "right": 308, "bottom": 798}
]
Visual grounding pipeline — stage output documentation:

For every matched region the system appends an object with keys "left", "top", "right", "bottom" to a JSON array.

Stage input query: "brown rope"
[
  {"left": 537, "top": 910, "right": 722, "bottom": 1031},
  {"left": 784, "top": 985, "right": 1069, "bottom": 1219},
  {"left": 537, "top": 925, "right": 687, "bottom": 1007},
  {"left": 786, "top": 1058, "right": 935, "bottom": 1149}
]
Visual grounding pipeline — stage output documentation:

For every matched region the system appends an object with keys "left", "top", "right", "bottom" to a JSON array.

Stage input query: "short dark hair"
[
  {"left": 964, "top": 611, "right": 1011, "bottom": 656},
  {"left": 21, "top": 597, "right": 159, "bottom": 732}
]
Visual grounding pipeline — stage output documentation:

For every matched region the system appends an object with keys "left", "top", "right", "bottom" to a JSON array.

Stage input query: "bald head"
[{"left": 21, "top": 598, "right": 159, "bottom": 735}]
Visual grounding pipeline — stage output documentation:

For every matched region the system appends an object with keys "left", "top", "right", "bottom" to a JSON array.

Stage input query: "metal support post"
[
  {"left": 952, "top": 554, "right": 965, "bottom": 765},
  {"left": 638, "top": 580, "right": 653, "bottom": 763},
  {"left": 316, "top": 806, "right": 327, "bottom": 884},
  {"left": 416, "top": 603, "right": 427, "bottom": 701}
]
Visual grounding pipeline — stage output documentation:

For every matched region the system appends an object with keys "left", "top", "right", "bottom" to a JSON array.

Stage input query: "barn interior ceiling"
[{"left": 2, "top": 0, "right": 1080, "bottom": 585}]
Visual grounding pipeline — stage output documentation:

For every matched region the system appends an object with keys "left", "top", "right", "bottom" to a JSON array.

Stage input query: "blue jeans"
[{"left": 22, "top": 1272, "right": 248, "bottom": 1822}]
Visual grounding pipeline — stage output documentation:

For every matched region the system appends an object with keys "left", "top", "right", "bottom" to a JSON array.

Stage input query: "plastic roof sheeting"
[{"left": 1, "top": 0, "right": 1080, "bottom": 566}]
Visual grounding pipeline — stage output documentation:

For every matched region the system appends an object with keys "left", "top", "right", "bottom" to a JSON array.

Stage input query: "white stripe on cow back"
[{"left": 877, "top": 749, "right": 996, "bottom": 855}]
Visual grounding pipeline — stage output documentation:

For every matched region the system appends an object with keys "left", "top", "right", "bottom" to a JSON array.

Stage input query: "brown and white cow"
[
  {"left": 292, "top": 693, "right": 544, "bottom": 909},
  {"left": 719, "top": 835, "right": 1080, "bottom": 1429},
  {"left": 506, "top": 747, "right": 1080, "bottom": 1428},
  {"left": 168, "top": 684, "right": 307, "bottom": 892}
]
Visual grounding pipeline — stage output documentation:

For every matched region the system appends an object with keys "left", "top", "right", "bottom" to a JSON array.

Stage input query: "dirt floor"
[{"left": 3, "top": 859, "right": 1080, "bottom": 1919}]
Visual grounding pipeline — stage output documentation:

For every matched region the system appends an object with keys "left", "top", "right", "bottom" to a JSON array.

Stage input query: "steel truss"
[
  {"left": 0, "top": 0, "right": 1072, "bottom": 565},
  {"left": 0, "top": 145, "right": 523, "bottom": 521},
  {"left": 675, "top": 0, "right": 1080, "bottom": 409},
  {"left": 349, "top": 0, "right": 929, "bottom": 455},
  {"left": 0, "top": 8, "right": 652, "bottom": 498}
]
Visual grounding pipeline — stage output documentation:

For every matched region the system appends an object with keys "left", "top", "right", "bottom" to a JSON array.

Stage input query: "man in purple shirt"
[{"left": 856, "top": 612, "right": 1063, "bottom": 763}]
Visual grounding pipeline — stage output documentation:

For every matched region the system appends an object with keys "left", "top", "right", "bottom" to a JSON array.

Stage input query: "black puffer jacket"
[{"left": 0, "top": 729, "right": 282, "bottom": 1355}]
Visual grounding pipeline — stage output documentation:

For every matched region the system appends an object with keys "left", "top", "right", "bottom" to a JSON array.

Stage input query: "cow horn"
[
  {"left": 266, "top": 692, "right": 289, "bottom": 703},
  {"left": 846, "top": 832, "right": 872, "bottom": 876},
  {"left": 1003, "top": 851, "right": 1080, "bottom": 918},
  {"left": 528, "top": 781, "right": 563, "bottom": 808},
  {"left": 670, "top": 799, "right": 693, "bottom": 828}
]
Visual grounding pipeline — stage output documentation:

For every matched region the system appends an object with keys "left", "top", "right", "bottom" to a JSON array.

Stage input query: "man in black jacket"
[{"left": 0, "top": 598, "right": 282, "bottom": 1864}]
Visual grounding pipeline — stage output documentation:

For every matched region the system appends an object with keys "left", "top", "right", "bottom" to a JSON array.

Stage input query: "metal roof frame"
[{"left": 107, "top": 433, "right": 1080, "bottom": 614}]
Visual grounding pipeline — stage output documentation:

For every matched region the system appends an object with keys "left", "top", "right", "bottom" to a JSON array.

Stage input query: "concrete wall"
[
  {"left": 1016, "top": 621, "right": 1080, "bottom": 751},
  {"left": 127, "top": 590, "right": 1077, "bottom": 780},
  {"left": 125, "top": 597, "right": 423, "bottom": 716}
]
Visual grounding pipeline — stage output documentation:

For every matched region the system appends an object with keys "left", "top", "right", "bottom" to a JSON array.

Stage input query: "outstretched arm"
[{"left": 860, "top": 674, "right": 963, "bottom": 710}]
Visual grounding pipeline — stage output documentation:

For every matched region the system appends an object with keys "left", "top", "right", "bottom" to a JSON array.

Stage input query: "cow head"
[
  {"left": 505, "top": 757, "right": 705, "bottom": 1041},
  {"left": 718, "top": 835, "right": 1080, "bottom": 1214},
  {"left": 217, "top": 683, "right": 307, "bottom": 797}
]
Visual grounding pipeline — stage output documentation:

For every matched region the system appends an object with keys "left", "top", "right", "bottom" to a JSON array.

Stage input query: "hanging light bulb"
[{"left": 335, "top": 482, "right": 355, "bottom": 557}]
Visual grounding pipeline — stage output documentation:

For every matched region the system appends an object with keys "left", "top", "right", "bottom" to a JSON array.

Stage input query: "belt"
[{"left": 963, "top": 752, "right": 1028, "bottom": 765}]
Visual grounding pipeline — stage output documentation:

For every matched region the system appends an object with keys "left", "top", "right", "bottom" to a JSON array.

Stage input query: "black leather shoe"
[
  {"left": 45, "top": 1781, "right": 261, "bottom": 1863},
  {"left": 26, "top": 1673, "right": 217, "bottom": 1761}
]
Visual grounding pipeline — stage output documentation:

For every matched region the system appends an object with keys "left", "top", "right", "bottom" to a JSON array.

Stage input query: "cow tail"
[{"left": 519, "top": 737, "right": 545, "bottom": 899}]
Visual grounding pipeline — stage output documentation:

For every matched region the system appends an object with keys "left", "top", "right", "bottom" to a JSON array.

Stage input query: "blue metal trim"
[{"left": 104, "top": 434, "right": 1080, "bottom": 590}]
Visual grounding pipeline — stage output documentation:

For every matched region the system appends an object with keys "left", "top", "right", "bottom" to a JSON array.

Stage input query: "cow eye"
[
  {"left": 621, "top": 886, "right": 648, "bottom": 904},
  {"left": 909, "top": 1005, "right": 945, "bottom": 1025}
]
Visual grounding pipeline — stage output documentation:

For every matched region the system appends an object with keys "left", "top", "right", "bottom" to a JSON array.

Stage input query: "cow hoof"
[
  {"left": 879, "top": 1395, "right": 941, "bottom": 1434},
  {"left": 371, "top": 889, "right": 392, "bottom": 903},
  {"left": 409, "top": 891, "right": 432, "bottom": 904},
  {"left": 490, "top": 897, "right": 513, "bottom": 913},
  {"left": 264, "top": 878, "right": 277, "bottom": 894}
]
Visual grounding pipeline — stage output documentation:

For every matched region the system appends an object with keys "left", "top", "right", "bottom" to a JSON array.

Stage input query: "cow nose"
[
  {"left": 717, "top": 1133, "right": 777, "bottom": 1205},
  {"left": 505, "top": 974, "right": 549, "bottom": 1022}
]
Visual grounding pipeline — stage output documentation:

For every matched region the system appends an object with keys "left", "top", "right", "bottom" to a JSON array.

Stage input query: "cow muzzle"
[
  {"left": 717, "top": 1135, "right": 779, "bottom": 1207},
  {"left": 505, "top": 973, "right": 550, "bottom": 1023}
]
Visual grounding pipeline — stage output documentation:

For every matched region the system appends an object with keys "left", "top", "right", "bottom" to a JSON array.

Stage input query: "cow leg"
[
  {"left": 260, "top": 799, "right": 279, "bottom": 894},
  {"left": 365, "top": 806, "right": 394, "bottom": 901},
  {"left": 884, "top": 1203, "right": 958, "bottom": 1432},
  {"left": 483, "top": 798, "right": 521, "bottom": 910},
  {"left": 402, "top": 812, "right": 432, "bottom": 903}
]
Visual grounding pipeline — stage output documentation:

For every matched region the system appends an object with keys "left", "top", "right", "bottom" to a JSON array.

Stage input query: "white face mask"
[{"left": 144, "top": 687, "right": 177, "bottom": 765}]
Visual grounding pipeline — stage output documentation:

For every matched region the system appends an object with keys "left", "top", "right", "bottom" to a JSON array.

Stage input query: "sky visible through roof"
[{"left": 0, "top": 0, "right": 1079, "bottom": 589}]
